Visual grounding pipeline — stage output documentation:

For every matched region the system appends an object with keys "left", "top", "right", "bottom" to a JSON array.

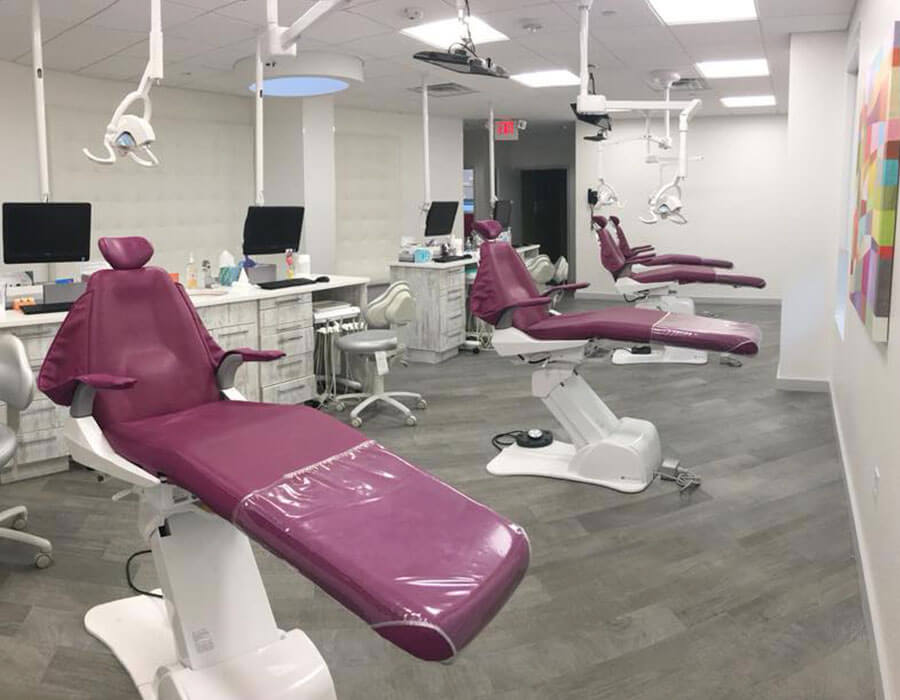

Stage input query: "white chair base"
[
  {"left": 83, "top": 484, "right": 336, "bottom": 700},
  {"left": 337, "top": 391, "right": 426, "bottom": 427},
  {"left": 612, "top": 346, "right": 708, "bottom": 366},
  {"left": 0, "top": 505, "right": 53, "bottom": 568}
]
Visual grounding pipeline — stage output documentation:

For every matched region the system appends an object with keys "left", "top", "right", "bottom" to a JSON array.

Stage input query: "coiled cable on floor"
[
  {"left": 125, "top": 549, "right": 163, "bottom": 599},
  {"left": 491, "top": 431, "right": 527, "bottom": 451}
]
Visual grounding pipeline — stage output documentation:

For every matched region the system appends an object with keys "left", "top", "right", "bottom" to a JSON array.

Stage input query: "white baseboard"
[
  {"left": 774, "top": 373, "right": 830, "bottom": 393},
  {"left": 575, "top": 290, "right": 781, "bottom": 306},
  {"left": 829, "top": 385, "right": 888, "bottom": 700}
]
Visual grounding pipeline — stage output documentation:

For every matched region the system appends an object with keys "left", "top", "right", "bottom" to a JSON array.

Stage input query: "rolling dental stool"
[
  {"left": 0, "top": 334, "right": 53, "bottom": 569},
  {"left": 335, "top": 281, "right": 425, "bottom": 427}
]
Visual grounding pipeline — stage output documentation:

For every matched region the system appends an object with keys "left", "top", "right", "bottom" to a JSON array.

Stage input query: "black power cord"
[
  {"left": 491, "top": 429, "right": 554, "bottom": 451},
  {"left": 125, "top": 549, "right": 163, "bottom": 599}
]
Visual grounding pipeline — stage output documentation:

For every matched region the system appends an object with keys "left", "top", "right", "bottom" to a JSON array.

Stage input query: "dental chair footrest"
[
  {"left": 612, "top": 345, "right": 709, "bottom": 365},
  {"left": 85, "top": 596, "right": 335, "bottom": 700},
  {"left": 487, "top": 416, "right": 660, "bottom": 493}
]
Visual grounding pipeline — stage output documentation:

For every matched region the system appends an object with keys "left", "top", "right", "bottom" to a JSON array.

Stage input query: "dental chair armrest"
[
  {"left": 631, "top": 245, "right": 655, "bottom": 254},
  {"left": 626, "top": 254, "right": 657, "bottom": 264},
  {"left": 495, "top": 297, "right": 553, "bottom": 329},
  {"left": 216, "top": 349, "right": 285, "bottom": 391},
  {"left": 543, "top": 282, "right": 589, "bottom": 296},
  {"left": 71, "top": 374, "right": 138, "bottom": 418}
]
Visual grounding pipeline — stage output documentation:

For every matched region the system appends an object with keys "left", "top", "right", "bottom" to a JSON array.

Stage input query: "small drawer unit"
[
  {"left": 259, "top": 291, "right": 315, "bottom": 405},
  {"left": 261, "top": 375, "right": 315, "bottom": 405}
]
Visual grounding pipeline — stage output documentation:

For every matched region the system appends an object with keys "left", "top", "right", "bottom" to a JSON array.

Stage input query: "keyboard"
[
  {"left": 257, "top": 276, "right": 330, "bottom": 290},
  {"left": 432, "top": 254, "right": 473, "bottom": 264},
  {"left": 20, "top": 302, "right": 73, "bottom": 315}
]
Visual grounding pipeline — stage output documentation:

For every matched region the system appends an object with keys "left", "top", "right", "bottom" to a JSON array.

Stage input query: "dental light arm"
[
  {"left": 83, "top": 0, "right": 162, "bottom": 167},
  {"left": 595, "top": 141, "right": 621, "bottom": 208}
]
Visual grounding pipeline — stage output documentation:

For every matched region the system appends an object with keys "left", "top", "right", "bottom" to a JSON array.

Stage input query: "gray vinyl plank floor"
[{"left": 0, "top": 301, "right": 877, "bottom": 699}]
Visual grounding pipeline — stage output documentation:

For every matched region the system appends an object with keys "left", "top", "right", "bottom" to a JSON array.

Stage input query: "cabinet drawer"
[
  {"left": 18, "top": 397, "right": 66, "bottom": 434},
  {"left": 210, "top": 323, "right": 259, "bottom": 351},
  {"left": 234, "top": 369, "right": 260, "bottom": 402},
  {"left": 196, "top": 301, "right": 257, "bottom": 331},
  {"left": 15, "top": 429, "right": 66, "bottom": 465},
  {"left": 439, "top": 268, "right": 465, "bottom": 290},
  {"left": 260, "top": 296, "right": 312, "bottom": 330},
  {"left": 260, "top": 326, "right": 313, "bottom": 358},
  {"left": 440, "top": 329, "right": 465, "bottom": 350},
  {"left": 261, "top": 375, "right": 315, "bottom": 405},
  {"left": 260, "top": 351, "right": 312, "bottom": 388},
  {"left": 15, "top": 325, "right": 61, "bottom": 363}
]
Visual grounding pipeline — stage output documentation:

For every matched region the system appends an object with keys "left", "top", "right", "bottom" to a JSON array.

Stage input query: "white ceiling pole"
[
  {"left": 149, "top": 0, "right": 163, "bottom": 80},
  {"left": 31, "top": 0, "right": 49, "bottom": 202},
  {"left": 281, "top": 0, "right": 344, "bottom": 50},
  {"left": 254, "top": 39, "right": 265, "bottom": 206},
  {"left": 488, "top": 103, "right": 496, "bottom": 206},
  {"left": 422, "top": 76, "right": 431, "bottom": 206},
  {"left": 578, "top": 0, "right": 593, "bottom": 97}
]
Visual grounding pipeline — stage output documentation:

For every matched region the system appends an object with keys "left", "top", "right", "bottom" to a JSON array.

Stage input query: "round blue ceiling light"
[{"left": 249, "top": 76, "right": 350, "bottom": 97}]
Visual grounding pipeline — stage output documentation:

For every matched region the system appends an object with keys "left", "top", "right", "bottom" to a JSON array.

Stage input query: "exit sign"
[{"left": 495, "top": 119, "right": 519, "bottom": 141}]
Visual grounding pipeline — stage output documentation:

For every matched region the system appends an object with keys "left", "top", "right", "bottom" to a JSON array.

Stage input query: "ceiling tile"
[
  {"left": 350, "top": 0, "right": 458, "bottom": 30},
  {"left": 594, "top": 25, "right": 692, "bottom": 68},
  {"left": 188, "top": 36, "right": 258, "bottom": 70},
  {"left": 78, "top": 54, "right": 149, "bottom": 81},
  {"left": 215, "top": 0, "right": 315, "bottom": 26},
  {"left": 86, "top": 0, "right": 205, "bottom": 31},
  {"left": 482, "top": 3, "right": 578, "bottom": 38},
  {"left": 166, "top": 11, "right": 259, "bottom": 46},
  {"left": 670, "top": 20, "right": 763, "bottom": 53},
  {"left": 0, "top": 0, "right": 122, "bottom": 22},
  {"left": 335, "top": 32, "right": 426, "bottom": 59},
  {"left": 0, "top": 13, "right": 70, "bottom": 61},
  {"left": 300, "top": 10, "right": 394, "bottom": 43},
  {"left": 122, "top": 35, "right": 221, "bottom": 64},
  {"left": 757, "top": 0, "right": 856, "bottom": 18},
  {"left": 39, "top": 24, "right": 146, "bottom": 71}
]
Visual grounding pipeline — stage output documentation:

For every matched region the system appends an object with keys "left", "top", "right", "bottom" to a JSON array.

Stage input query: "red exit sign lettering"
[{"left": 495, "top": 119, "right": 519, "bottom": 141}]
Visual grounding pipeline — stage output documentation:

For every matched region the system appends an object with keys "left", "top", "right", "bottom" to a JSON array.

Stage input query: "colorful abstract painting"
[{"left": 850, "top": 23, "right": 900, "bottom": 343}]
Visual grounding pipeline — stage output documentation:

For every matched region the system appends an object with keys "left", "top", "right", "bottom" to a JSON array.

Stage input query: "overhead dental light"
[
  {"left": 409, "top": 1, "right": 510, "bottom": 79},
  {"left": 573, "top": 0, "right": 702, "bottom": 224},
  {"left": 83, "top": 0, "right": 162, "bottom": 167}
]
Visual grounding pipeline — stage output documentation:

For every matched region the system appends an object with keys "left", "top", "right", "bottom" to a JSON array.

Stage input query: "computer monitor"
[
  {"left": 2, "top": 202, "right": 92, "bottom": 264},
  {"left": 424, "top": 201, "right": 459, "bottom": 237},
  {"left": 242, "top": 206, "right": 304, "bottom": 255},
  {"left": 492, "top": 199, "right": 512, "bottom": 230}
]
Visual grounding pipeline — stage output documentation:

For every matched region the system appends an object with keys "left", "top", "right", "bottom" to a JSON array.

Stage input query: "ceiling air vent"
[
  {"left": 671, "top": 77, "right": 709, "bottom": 91},
  {"left": 409, "top": 82, "right": 478, "bottom": 97}
]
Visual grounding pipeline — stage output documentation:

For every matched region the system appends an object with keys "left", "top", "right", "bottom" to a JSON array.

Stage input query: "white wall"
[
  {"left": 825, "top": 2, "right": 900, "bottom": 696},
  {"left": 0, "top": 60, "right": 252, "bottom": 279},
  {"left": 574, "top": 114, "right": 789, "bottom": 303},
  {"left": 778, "top": 33, "right": 847, "bottom": 391},
  {"left": 332, "top": 107, "right": 463, "bottom": 282}
]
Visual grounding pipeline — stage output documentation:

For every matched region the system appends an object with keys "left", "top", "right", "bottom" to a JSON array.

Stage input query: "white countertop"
[
  {"left": 390, "top": 244, "right": 540, "bottom": 270},
  {"left": 0, "top": 274, "right": 370, "bottom": 330}
]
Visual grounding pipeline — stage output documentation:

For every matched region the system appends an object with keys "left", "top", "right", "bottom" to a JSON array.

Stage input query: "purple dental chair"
[
  {"left": 38, "top": 237, "right": 529, "bottom": 699},
  {"left": 469, "top": 238, "right": 760, "bottom": 491},
  {"left": 607, "top": 214, "right": 733, "bottom": 268},
  {"left": 592, "top": 215, "right": 765, "bottom": 365}
]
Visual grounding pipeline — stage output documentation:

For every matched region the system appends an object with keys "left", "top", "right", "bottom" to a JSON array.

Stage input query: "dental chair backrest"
[
  {"left": 609, "top": 215, "right": 638, "bottom": 258},
  {"left": 526, "top": 254, "right": 556, "bottom": 285},
  {"left": 470, "top": 241, "right": 551, "bottom": 331},
  {"left": 591, "top": 215, "right": 628, "bottom": 278},
  {"left": 472, "top": 219, "right": 503, "bottom": 241},
  {"left": 365, "top": 281, "right": 415, "bottom": 330},
  {"left": 38, "top": 237, "right": 225, "bottom": 428}
]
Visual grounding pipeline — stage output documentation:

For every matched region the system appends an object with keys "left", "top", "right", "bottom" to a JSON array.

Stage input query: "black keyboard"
[
  {"left": 257, "top": 276, "right": 330, "bottom": 290},
  {"left": 432, "top": 254, "right": 473, "bottom": 264},
  {"left": 20, "top": 302, "right": 73, "bottom": 315}
]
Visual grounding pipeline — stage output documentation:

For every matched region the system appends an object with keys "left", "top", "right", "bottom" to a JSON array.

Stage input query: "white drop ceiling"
[{"left": 0, "top": 0, "right": 855, "bottom": 121}]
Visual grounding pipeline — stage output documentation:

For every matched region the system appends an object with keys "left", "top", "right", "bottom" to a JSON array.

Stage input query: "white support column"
[
  {"left": 302, "top": 95, "right": 337, "bottom": 272},
  {"left": 488, "top": 104, "right": 496, "bottom": 205},
  {"left": 422, "top": 76, "right": 431, "bottom": 206},
  {"left": 254, "top": 41, "right": 265, "bottom": 205}
]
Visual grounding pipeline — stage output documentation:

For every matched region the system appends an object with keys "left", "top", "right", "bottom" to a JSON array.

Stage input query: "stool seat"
[{"left": 337, "top": 329, "right": 399, "bottom": 354}]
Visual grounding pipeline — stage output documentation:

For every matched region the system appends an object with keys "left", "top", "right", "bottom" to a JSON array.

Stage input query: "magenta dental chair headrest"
[
  {"left": 472, "top": 219, "right": 503, "bottom": 240},
  {"left": 99, "top": 236, "right": 154, "bottom": 270},
  {"left": 609, "top": 215, "right": 620, "bottom": 226},
  {"left": 592, "top": 214, "right": 608, "bottom": 228}
]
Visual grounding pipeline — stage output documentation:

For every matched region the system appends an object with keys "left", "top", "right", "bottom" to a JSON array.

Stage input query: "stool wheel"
[
  {"left": 12, "top": 516, "right": 27, "bottom": 531},
  {"left": 350, "top": 416, "right": 363, "bottom": 428},
  {"left": 417, "top": 399, "right": 427, "bottom": 409},
  {"left": 34, "top": 553, "right": 52, "bottom": 569},
  {"left": 405, "top": 415, "right": 417, "bottom": 427}
]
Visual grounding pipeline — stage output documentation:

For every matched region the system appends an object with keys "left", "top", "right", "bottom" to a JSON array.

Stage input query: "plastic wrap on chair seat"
[
  {"left": 102, "top": 401, "right": 530, "bottom": 662},
  {"left": 524, "top": 308, "right": 761, "bottom": 355},
  {"left": 630, "top": 265, "right": 766, "bottom": 288}
]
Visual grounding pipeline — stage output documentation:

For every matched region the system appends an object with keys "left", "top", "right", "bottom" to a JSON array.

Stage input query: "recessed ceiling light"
[
  {"left": 400, "top": 16, "right": 508, "bottom": 48},
  {"left": 721, "top": 95, "right": 776, "bottom": 108},
  {"left": 646, "top": 0, "right": 756, "bottom": 26},
  {"left": 511, "top": 69, "right": 581, "bottom": 88},
  {"left": 696, "top": 58, "right": 769, "bottom": 78}
]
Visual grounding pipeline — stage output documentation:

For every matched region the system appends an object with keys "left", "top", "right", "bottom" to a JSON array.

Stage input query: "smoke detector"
[
  {"left": 522, "top": 20, "right": 543, "bottom": 33},
  {"left": 402, "top": 7, "right": 423, "bottom": 21},
  {"left": 646, "top": 69, "right": 682, "bottom": 91}
]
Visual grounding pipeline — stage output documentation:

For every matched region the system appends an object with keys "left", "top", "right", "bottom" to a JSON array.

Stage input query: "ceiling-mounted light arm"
[
  {"left": 578, "top": 0, "right": 593, "bottom": 98},
  {"left": 488, "top": 103, "right": 497, "bottom": 206},
  {"left": 264, "top": 0, "right": 347, "bottom": 59},
  {"left": 83, "top": 0, "right": 162, "bottom": 167},
  {"left": 31, "top": 0, "right": 49, "bottom": 201},
  {"left": 422, "top": 77, "right": 432, "bottom": 218},
  {"left": 595, "top": 140, "right": 621, "bottom": 208},
  {"left": 254, "top": 39, "right": 265, "bottom": 206}
]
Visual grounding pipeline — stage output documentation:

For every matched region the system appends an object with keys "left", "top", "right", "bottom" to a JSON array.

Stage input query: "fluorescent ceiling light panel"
[
  {"left": 646, "top": 0, "right": 757, "bottom": 25},
  {"left": 511, "top": 69, "right": 581, "bottom": 87},
  {"left": 696, "top": 58, "right": 769, "bottom": 78},
  {"left": 721, "top": 95, "right": 776, "bottom": 108},
  {"left": 400, "top": 17, "right": 508, "bottom": 48},
  {"left": 249, "top": 77, "right": 350, "bottom": 97}
]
